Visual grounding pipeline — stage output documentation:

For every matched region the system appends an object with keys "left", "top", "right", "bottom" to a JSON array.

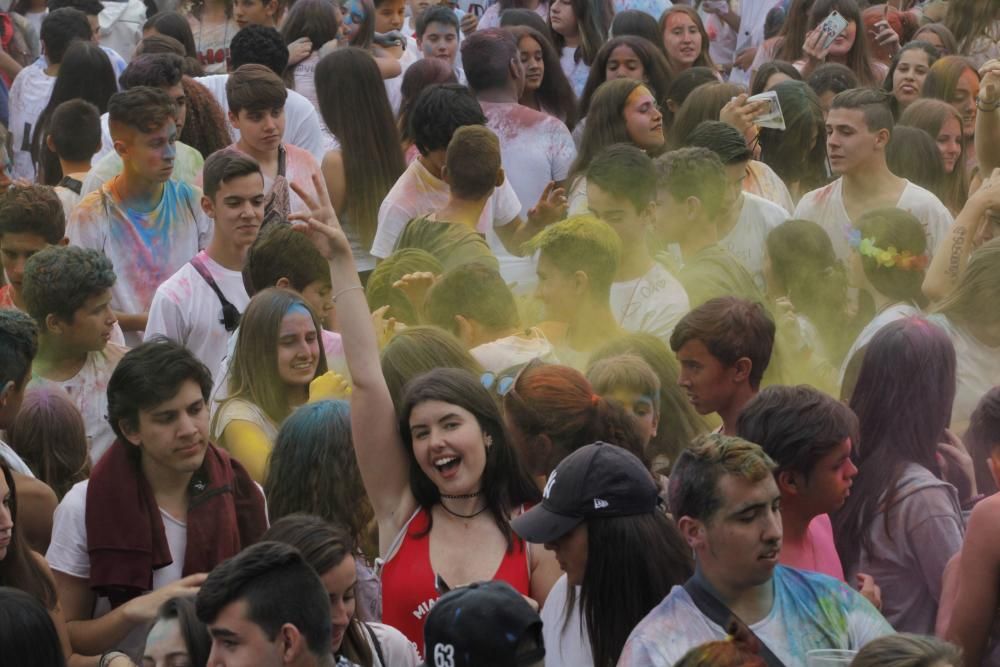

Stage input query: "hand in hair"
[
  {"left": 287, "top": 37, "right": 313, "bottom": 66},
  {"left": 527, "top": 181, "right": 568, "bottom": 228},
  {"left": 937, "top": 429, "right": 978, "bottom": 504},
  {"left": 309, "top": 370, "right": 353, "bottom": 401},
  {"left": 288, "top": 172, "right": 350, "bottom": 261},
  {"left": 122, "top": 573, "right": 207, "bottom": 624},
  {"left": 392, "top": 271, "right": 438, "bottom": 317},
  {"left": 856, "top": 573, "right": 882, "bottom": 610}
]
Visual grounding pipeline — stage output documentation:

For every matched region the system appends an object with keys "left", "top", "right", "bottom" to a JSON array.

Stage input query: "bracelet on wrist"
[
  {"left": 99, "top": 651, "right": 130, "bottom": 667},
  {"left": 977, "top": 96, "right": 1000, "bottom": 112}
]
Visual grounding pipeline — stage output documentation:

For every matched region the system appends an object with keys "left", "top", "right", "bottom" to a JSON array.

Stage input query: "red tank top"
[{"left": 380, "top": 506, "right": 532, "bottom": 651}]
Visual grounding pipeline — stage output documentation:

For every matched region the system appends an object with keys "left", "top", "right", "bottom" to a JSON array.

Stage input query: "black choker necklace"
[
  {"left": 440, "top": 501, "right": 489, "bottom": 520},
  {"left": 440, "top": 490, "right": 483, "bottom": 499}
]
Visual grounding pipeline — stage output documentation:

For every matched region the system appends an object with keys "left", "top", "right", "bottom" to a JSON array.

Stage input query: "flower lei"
[{"left": 845, "top": 225, "right": 929, "bottom": 271}]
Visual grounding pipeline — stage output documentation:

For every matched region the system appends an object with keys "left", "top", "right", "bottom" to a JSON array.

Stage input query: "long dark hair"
[
  {"left": 578, "top": 36, "right": 672, "bottom": 119},
  {"left": 758, "top": 80, "right": 828, "bottom": 195},
  {"left": 316, "top": 48, "right": 404, "bottom": 248},
  {"left": 510, "top": 26, "right": 579, "bottom": 129},
  {"left": 803, "top": 0, "right": 884, "bottom": 87},
  {"left": 900, "top": 97, "right": 968, "bottom": 214},
  {"left": 145, "top": 11, "right": 202, "bottom": 64},
  {"left": 588, "top": 333, "right": 709, "bottom": 471},
  {"left": 658, "top": 6, "right": 716, "bottom": 76},
  {"left": 610, "top": 10, "right": 667, "bottom": 58},
  {"left": 852, "top": 208, "right": 928, "bottom": 307},
  {"left": 179, "top": 76, "right": 233, "bottom": 158},
  {"left": 398, "top": 368, "right": 541, "bottom": 549},
  {"left": 0, "top": 587, "right": 66, "bottom": 667},
  {"left": 775, "top": 0, "right": 819, "bottom": 64},
  {"left": 882, "top": 40, "right": 939, "bottom": 115},
  {"left": 885, "top": 126, "right": 946, "bottom": 204},
  {"left": 765, "top": 219, "right": 856, "bottom": 365},
  {"left": 579, "top": 513, "right": 693, "bottom": 666},
  {"left": 945, "top": 0, "right": 1000, "bottom": 57},
  {"left": 0, "top": 462, "right": 57, "bottom": 610},
  {"left": 750, "top": 60, "right": 802, "bottom": 96},
  {"left": 398, "top": 58, "right": 459, "bottom": 146},
  {"left": 280, "top": 0, "right": 340, "bottom": 87},
  {"left": 32, "top": 41, "right": 116, "bottom": 184},
  {"left": 152, "top": 598, "right": 211, "bottom": 667},
  {"left": 549, "top": 0, "right": 613, "bottom": 67},
  {"left": 265, "top": 400, "right": 376, "bottom": 559},
  {"left": 570, "top": 78, "right": 644, "bottom": 180},
  {"left": 262, "top": 515, "right": 375, "bottom": 666},
  {"left": 833, "top": 317, "right": 957, "bottom": 574}
]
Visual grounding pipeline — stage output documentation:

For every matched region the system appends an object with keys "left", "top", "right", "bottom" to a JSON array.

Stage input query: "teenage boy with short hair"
[
  {"left": 669, "top": 296, "right": 775, "bottom": 436},
  {"left": 653, "top": 147, "right": 762, "bottom": 307},
  {"left": 46, "top": 340, "right": 267, "bottom": 659},
  {"left": 526, "top": 215, "right": 623, "bottom": 369},
  {"left": 425, "top": 262, "right": 557, "bottom": 371},
  {"left": 225, "top": 63, "right": 323, "bottom": 224},
  {"left": 587, "top": 143, "right": 688, "bottom": 344},
  {"left": 684, "top": 120, "right": 788, "bottom": 290},
  {"left": 145, "top": 149, "right": 264, "bottom": 376},
  {"left": 9, "top": 7, "right": 92, "bottom": 180},
  {"left": 48, "top": 100, "right": 102, "bottom": 218},
  {"left": 21, "top": 245, "right": 124, "bottom": 464},
  {"left": 46, "top": 0, "right": 128, "bottom": 76},
  {"left": 85, "top": 53, "right": 204, "bottom": 192},
  {"left": 0, "top": 185, "right": 67, "bottom": 311},
  {"left": 375, "top": 84, "right": 556, "bottom": 266},
  {"left": 737, "top": 385, "right": 859, "bottom": 579},
  {"left": 794, "top": 88, "right": 953, "bottom": 262},
  {"left": 233, "top": 0, "right": 284, "bottom": 29},
  {"left": 196, "top": 541, "right": 335, "bottom": 667},
  {"left": 68, "top": 86, "right": 213, "bottom": 344},
  {"left": 195, "top": 25, "right": 329, "bottom": 162},
  {"left": 395, "top": 124, "right": 503, "bottom": 266},
  {"left": 619, "top": 434, "right": 892, "bottom": 666},
  {"left": 416, "top": 5, "right": 463, "bottom": 76}
]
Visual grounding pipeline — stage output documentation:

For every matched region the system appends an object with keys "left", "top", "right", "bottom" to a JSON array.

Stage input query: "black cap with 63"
[{"left": 511, "top": 441, "right": 659, "bottom": 545}]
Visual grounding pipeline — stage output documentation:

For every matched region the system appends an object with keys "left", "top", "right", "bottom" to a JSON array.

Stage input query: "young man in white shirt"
[
  {"left": 195, "top": 25, "right": 330, "bottom": 162},
  {"left": 619, "top": 434, "right": 892, "bottom": 666},
  {"left": 145, "top": 149, "right": 264, "bottom": 378},
  {"left": 47, "top": 340, "right": 267, "bottom": 660},
  {"left": 586, "top": 143, "right": 689, "bottom": 346},
  {"left": 462, "top": 27, "right": 576, "bottom": 287},
  {"left": 794, "top": 88, "right": 953, "bottom": 262},
  {"left": 68, "top": 86, "right": 213, "bottom": 345},
  {"left": 685, "top": 120, "right": 788, "bottom": 291},
  {"left": 8, "top": 7, "right": 91, "bottom": 180}
]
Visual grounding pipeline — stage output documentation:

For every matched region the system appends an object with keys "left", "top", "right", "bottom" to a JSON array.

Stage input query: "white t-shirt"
[
  {"left": 372, "top": 158, "right": 521, "bottom": 259},
  {"left": 727, "top": 0, "right": 786, "bottom": 86},
  {"left": 470, "top": 327, "right": 558, "bottom": 373},
  {"left": 559, "top": 46, "right": 590, "bottom": 98},
  {"left": 610, "top": 262, "right": 690, "bottom": 345},
  {"left": 618, "top": 566, "right": 893, "bottom": 666},
  {"left": 0, "top": 439, "right": 34, "bottom": 477},
  {"left": 384, "top": 38, "right": 421, "bottom": 116},
  {"left": 366, "top": 622, "right": 421, "bottom": 667},
  {"left": 8, "top": 64, "right": 54, "bottom": 181},
  {"left": 144, "top": 251, "right": 251, "bottom": 378},
  {"left": 793, "top": 178, "right": 954, "bottom": 263},
  {"left": 54, "top": 185, "right": 81, "bottom": 222},
  {"left": 721, "top": 191, "right": 788, "bottom": 292},
  {"left": 481, "top": 100, "right": 576, "bottom": 289},
  {"left": 67, "top": 180, "right": 214, "bottom": 346},
  {"left": 540, "top": 574, "right": 593, "bottom": 667},
  {"left": 839, "top": 302, "right": 920, "bottom": 388},
  {"left": 46, "top": 480, "right": 188, "bottom": 655},
  {"left": 195, "top": 73, "right": 333, "bottom": 162},
  {"left": 29, "top": 344, "right": 128, "bottom": 465},
  {"left": 929, "top": 314, "right": 1000, "bottom": 432}
]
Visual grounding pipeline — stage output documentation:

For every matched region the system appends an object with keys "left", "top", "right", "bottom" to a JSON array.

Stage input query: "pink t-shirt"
[{"left": 780, "top": 514, "right": 845, "bottom": 581}]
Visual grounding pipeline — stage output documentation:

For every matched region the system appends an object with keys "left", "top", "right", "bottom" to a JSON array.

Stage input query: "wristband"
[
  {"left": 99, "top": 651, "right": 131, "bottom": 667},
  {"left": 977, "top": 96, "right": 1000, "bottom": 112}
]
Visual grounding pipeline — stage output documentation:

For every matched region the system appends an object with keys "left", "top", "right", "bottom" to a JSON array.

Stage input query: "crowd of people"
[{"left": 0, "top": 0, "right": 998, "bottom": 664}]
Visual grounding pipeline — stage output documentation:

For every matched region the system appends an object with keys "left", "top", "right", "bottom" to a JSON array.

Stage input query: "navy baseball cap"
[
  {"left": 421, "top": 581, "right": 544, "bottom": 667},
  {"left": 512, "top": 442, "right": 659, "bottom": 544}
]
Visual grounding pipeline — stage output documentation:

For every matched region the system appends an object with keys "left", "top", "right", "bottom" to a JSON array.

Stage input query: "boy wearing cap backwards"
[
  {"left": 421, "top": 580, "right": 545, "bottom": 667},
  {"left": 512, "top": 442, "right": 691, "bottom": 667},
  {"left": 618, "top": 434, "right": 892, "bottom": 667}
]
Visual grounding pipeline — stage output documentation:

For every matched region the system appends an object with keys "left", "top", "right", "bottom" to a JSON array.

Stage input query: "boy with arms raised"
[
  {"left": 68, "top": 86, "right": 213, "bottom": 345},
  {"left": 586, "top": 143, "right": 688, "bottom": 344},
  {"left": 46, "top": 340, "right": 267, "bottom": 659},
  {"left": 21, "top": 246, "right": 124, "bottom": 465},
  {"left": 794, "top": 88, "right": 953, "bottom": 262},
  {"left": 145, "top": 149, "right": 264, "bottom": 377},
  {"left": 619, "top": 435, "right": 892, "bottom": 666},
  {"left": 669, "top": 297, "right": 774, "bottom": 436}
]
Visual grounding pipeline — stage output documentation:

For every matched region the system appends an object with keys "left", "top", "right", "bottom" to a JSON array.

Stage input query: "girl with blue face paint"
[{"left": 211, "top": 288, "right": 329, "bottom": 482}]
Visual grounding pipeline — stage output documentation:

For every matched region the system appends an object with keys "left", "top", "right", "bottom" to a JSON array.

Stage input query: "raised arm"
[
  {"left": 976, "top": 61, "right": 1000, "bottom": 174},
  {"left": 923, "top": 169, "right": 1000, "bottom": 302},
  {"left": 289, "top": 175, "right": 415, "bottom": 550}
]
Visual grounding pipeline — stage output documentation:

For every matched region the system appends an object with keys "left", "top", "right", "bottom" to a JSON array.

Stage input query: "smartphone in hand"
[{"left": 817, "top": 11, "right": 849, "bottom": 51}]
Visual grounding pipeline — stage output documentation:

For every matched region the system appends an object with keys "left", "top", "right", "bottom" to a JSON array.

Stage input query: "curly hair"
[
  {"left": 21, "top": 246, "right": 116, "bottom": 327},
  {"left": 0, "top": 185, "right": 65, "bottom": 243},
  {"left": 180, "top": 76, "right": 232, "bottom": 158}
]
